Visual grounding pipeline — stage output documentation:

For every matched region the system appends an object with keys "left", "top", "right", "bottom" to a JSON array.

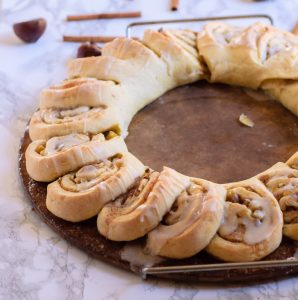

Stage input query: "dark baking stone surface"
[
  {"left": 19, "top": 82, "right": 298, "bottom": 283},
  {"left": 126, "top": 81, "right": 298, "bottom": 183}
]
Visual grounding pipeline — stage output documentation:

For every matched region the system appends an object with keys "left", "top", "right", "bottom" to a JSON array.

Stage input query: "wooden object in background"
[
  {"left": 66, "top": 11, "right": 141, "bottom": 21},
  {"left": 171, "top": 0, "right": 179, "bottom": 11}
]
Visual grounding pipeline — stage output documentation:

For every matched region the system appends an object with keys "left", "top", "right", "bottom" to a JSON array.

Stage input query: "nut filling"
[
  {"left": 60, "top": 154, "right": 123, "bottom": 192},
  {"left": 111, "top": 169, "right": 158, "bottom": 211},
  {"left": 219, "top": 186, "right": 270, "bottom": 244},
  {"left": 36, "top": 132, "right": 109, "bottom": 156},
  {"left": 206, "top": 179, "right": 283, "bottom": 262},
  {"left": 41, "top": 106, "right": 105, "bottom": 124},
  {"left": 146, "top": 179, "right": 226, "bottom": 259},
  {"left": 164, "top": 182, "right": 208, "bottom": 225},
  {"left": 97, "top": 167, "right": 190, "bottom": 242},
  {"left": 261, "top": 167, "right": 298, "bottom": 225}
]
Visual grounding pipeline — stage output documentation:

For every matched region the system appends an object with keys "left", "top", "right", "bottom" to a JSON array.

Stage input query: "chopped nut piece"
[
  {"left": 239, "top": 113, "right": 255, "bottom": 128},
  {"left": 252, "top": 209, "right": 265, "bottom": 220},
  {"left": 36, "top": 144, "right": 45, "bottom": 154},
  {"left": 106, "top": 131, "right": 118, "bottom": 140}
]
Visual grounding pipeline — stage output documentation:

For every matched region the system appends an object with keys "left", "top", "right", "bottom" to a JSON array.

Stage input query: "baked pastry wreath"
[{"left": 24, "top": 22, "right": 298, "bottom": 262}]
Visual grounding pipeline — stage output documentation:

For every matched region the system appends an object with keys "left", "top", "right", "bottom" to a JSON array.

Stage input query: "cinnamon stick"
[
  {"left": 171, "top": 0, "right": 179, "bottom": 11},
  {"left": 63, "top": 35, "right": 139, "bottom": 43},
  {"left": 292, "top": 22, "right": 298, "bottom": 35},
  {"left": 67, "top": 11, "right": 141, "bottom": 22}
]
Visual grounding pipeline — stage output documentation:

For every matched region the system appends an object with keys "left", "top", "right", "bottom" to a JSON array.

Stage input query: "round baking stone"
[{"left": 19, "top": 82, "right": 298, "bottom": 283}]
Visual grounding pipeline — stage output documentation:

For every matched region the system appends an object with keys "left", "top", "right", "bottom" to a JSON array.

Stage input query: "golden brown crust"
[
  {"left": 39, "top": 78, "right": 120, "bottom": 110},
  {"left": 97, "top": 167, "right": 190, "bottom": 241},
  {"left": 29, "top": 105, "right": 122, "bottom": 141},
  {"left": 197, "top": 22, "right": 298, "bottom": 89},
  {"left": 46, "top": 152, "right": 145, "bottom": 222},
  {"left": 206, "top": 178, "right": 283, "bottom": 262},
  {"left": 283, "top": 223, "right": 298, "bottom": 240},
  {"left": 146, "top": 179, "right": 226, "bottom": 259},
  {"left": 25, "top": 135, "right": 127, "bottom": 182}
]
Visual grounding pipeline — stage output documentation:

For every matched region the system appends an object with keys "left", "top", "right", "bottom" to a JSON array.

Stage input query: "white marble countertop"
[{"left": 1, "top": 0, "right": 298, "bottom": 299}]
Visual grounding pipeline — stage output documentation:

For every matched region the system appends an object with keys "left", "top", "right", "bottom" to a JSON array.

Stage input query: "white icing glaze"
[
  {"left": 219, "top": 187, "right": 277, "bottom": 245},
  {"left": 41, "top": 106, "right": 103, "bottom": 124},
  {"left": 60, "top": 158, "right": 119, "bottom": 192},
  {"left": 76, "top": 165, "right": 101, "bottom": 180},
  {"left": 93, "top": 155, "right": 145, "bottom": 209},
  {"left": 148, "top": 167, "right": 190, "bottom": 213},
  {"left": 120, "top": 242, "right": 163, "bottom": 267},
  {"left": 42, "top": 133, "right": 89, "bottom": 155},
  {"left": 146, "top": 180, "right": 225, "bottom": 256},
  {"left": 60, "top": 106, "right": 90, "bottom": 117}
]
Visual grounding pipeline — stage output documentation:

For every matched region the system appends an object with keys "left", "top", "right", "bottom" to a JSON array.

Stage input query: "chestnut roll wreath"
[{"left": 23, "top": 22, "right": 298, "bottom": 268}]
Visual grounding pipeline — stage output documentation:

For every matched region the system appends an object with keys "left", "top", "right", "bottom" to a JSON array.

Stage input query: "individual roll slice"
[
  {"left": 258, "top": 162, "right": 298, "bottom": 241},
  {"left": 287, "top": 150, "right": 298, "bottom": 170},
  {"left": 206, "top": 178, "right": 283, "bottom": 262},
  {"left": 97, "top": 167, "right": 190, "bottom": 241},
  {"left": 39, "top": 78, "right": 120, "bottom": 109},
  {"left": 25, "top": 133, "right": 127, "bottom": 182},
  {"left": 146, "top": 179, "right": 226, "bottom": 259},
  {"left": 29, "top": 105, "right": 122, "bottom": 141},
  {"left": 46, "top": 152, "right": 145, "bottom": 222}
]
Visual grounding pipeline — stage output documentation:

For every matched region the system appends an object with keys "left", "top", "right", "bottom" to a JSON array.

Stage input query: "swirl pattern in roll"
[
  {"left": 25, "top": 133, "right": 127, "bottom": 182},
  {"left": 206, "top": 178, "right": 283, "bottom": 262},
  {"left": 46, "top": 152, "right": 145, "bottom": 222},
  {"left": 146, "top": 179, "right": 226, "bottom": 259},
  {"left": 29, "top": 105, "right": 122, "bottom": 141},
  {"left": 258, "top": 161, "right": 298, "bottom": 241},
  {"left": 39, "top": 78, "right": 120, "bottom": 110},
  {"left": 97, "top": 167, "right": 190, "bottom": 241}
]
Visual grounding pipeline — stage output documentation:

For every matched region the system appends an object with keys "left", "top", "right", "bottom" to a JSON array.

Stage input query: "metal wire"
[
  {"left": 126, "top": 14, "right": 273, "bottom": 38},
  {"left": 141, "top": 258, "right": 298, "bottom": 279}
]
